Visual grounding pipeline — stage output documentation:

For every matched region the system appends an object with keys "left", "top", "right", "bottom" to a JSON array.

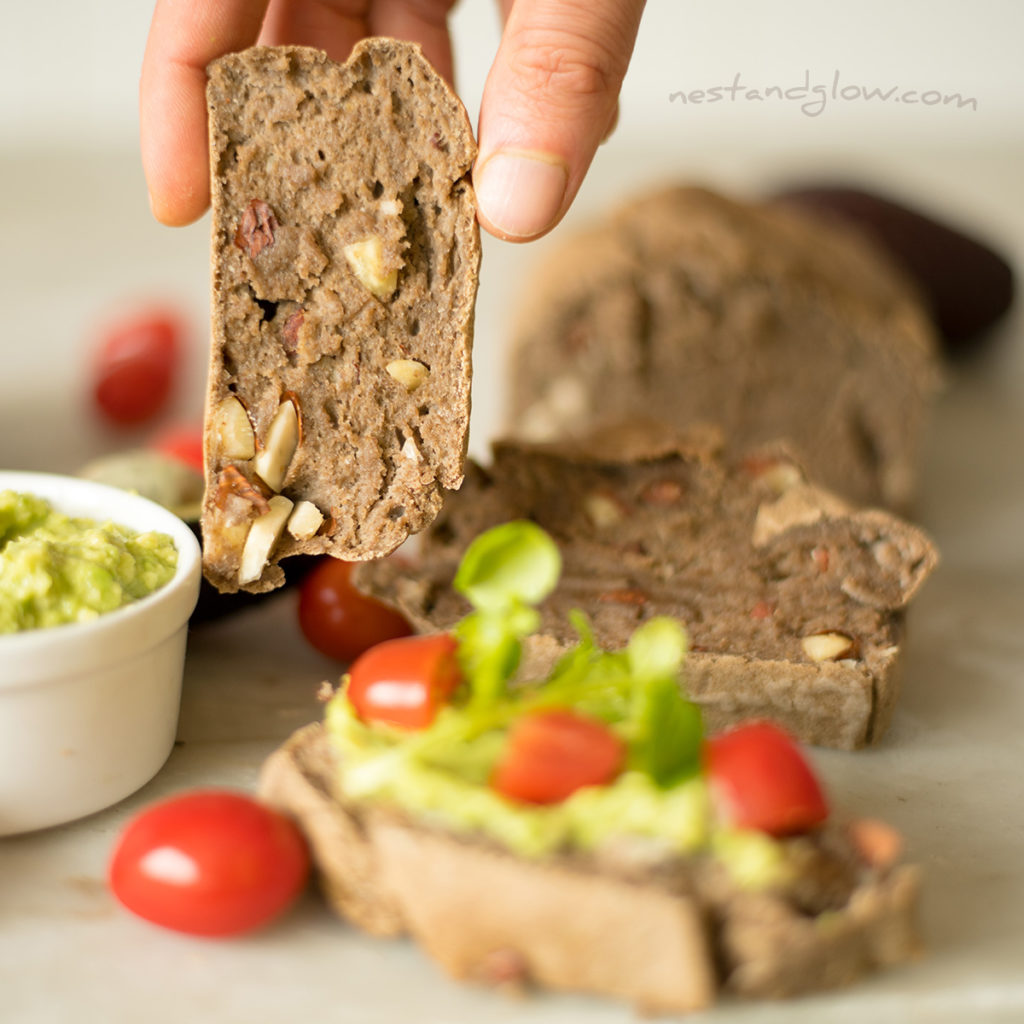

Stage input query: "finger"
[
  {"left": 490, "top": 0, "right": 630, "bottom": 148},
  {"left": 601, "top": 100, "right": 619, "bottom": 142},
  {"left": 140, "top": 0, "right": 270, "bottom": 226},
  {"left": 368, "top": 0, "right": 458, "bottom": 86},
  {"left": 474, "top": 0, "right": 646, "bottom": 241},
  {"left": 258, "top": 0, "right": 368, "bottom": 63}
]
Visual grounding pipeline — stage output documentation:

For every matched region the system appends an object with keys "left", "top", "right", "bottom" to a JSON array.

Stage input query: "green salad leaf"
[
  {"left": 625, "top": 619, "right": 703, "bottom": 786},
  {"left": 453, "top": 599, "right": 538, "bottom": 708},
  {"left": 535, "top": 611, "right": 634, "bottom": 723},
  {"left": 452, "top": 521, "right": 560, "bottom": 708},
  {"left": 327, "top": 521, "right": 722, "bottom": 862},
  {"left": 538, "top": 615, "right": 703, "bottom": 787},
  {"left": 627, "top": 616, "right": 688, "bottom": 681},
  {"left": 453, "top": 520, "right": 561, "bottom": 611},
  {"left": 628, "top": 664, "right": 704, "bottom": 787},
  {"left": 369, "top": 520, "right": 704, "bottom": 788}
]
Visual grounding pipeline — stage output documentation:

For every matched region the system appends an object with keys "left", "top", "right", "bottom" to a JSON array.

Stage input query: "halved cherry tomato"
[
  {"left": 704, "top": 721, "right": 829, "bottom": 836},
  {"left": 152, "top": 424, "right": 205, "bottom": 474},
  {"left": 492, "top": 709, "right": 625, "bottom": 805},
  {"left": 346, "top": 633, "right": 462, "bottom": 729},
  {"left": 92, "top": 309, "right": 182, "bottom": 426},
  {"left": 108, "top": 790, "right": 309, "bottom": 937},
  {"left": 298, "top": 558, "right": 413, "bottom": 662}
]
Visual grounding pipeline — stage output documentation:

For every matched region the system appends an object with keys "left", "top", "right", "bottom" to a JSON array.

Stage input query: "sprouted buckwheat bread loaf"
[
  {"left": 202, "top": 41, "right": 480, "bottom": 593},
  {"left": 506, "top": 186, "right": 941, "bottom": 512},
  {"left": 354, "top": 422, "right": 938, "bottom": 749}
]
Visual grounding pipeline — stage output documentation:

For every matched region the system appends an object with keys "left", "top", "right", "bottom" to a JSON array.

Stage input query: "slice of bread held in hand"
[
  {"left": 202, "top": 41, "right": 480, "bottom": 594},
  {"left": 355, "top": 421, "right": 938, "bottom": 750}
]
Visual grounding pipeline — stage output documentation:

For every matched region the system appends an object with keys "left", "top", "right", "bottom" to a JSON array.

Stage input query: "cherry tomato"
[
  {"left": 108, "top": 790, "right": 309, "bottom": 937},
  {"left": 491, "top": 709, "right": 625, "bottom": 805},
  {"left": 346, "top": 633, "right": 462, "bottom": 729},
  {"left": 92, "top": 309, "right": 182, "bottom": 426},
  {"left": 704, "top": 721, "right": 829, "bottom": 837},
  {"left": 298, "top": 557, "right": 412, "bottom": 662},
  {"left": 152, "top": 424, "right": 205, "bottom": 474}
]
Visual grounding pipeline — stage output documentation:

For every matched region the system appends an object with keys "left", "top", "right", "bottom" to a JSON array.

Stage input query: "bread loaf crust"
[
  {"left": 202, "top": 41, "right": 480, "bottom": 593},
  {"left": 506, "top": 186, "right": 941, "bottom": 512}
]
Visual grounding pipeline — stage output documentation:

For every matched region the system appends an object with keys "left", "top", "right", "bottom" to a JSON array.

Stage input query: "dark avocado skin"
[
  {"left": 185, "top": 519, "right": 316, "bottom": 625},
  {"left": 772, "top": 184, "right": 1016, "bottom": 357}
]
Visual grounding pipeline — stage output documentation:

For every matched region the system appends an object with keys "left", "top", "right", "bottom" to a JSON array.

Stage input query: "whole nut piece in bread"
[
  {"left": 506, "top": 186, "right": 941, "bottom": 512},
  {"left": 354, "top": 422, "right": 938, "bottom": 749},
  {"left": 259, "top": 722, "right": 922, "bottom": 1013},
  {"left": 202, "top": 42, "right": 480, "bottom": 593}
]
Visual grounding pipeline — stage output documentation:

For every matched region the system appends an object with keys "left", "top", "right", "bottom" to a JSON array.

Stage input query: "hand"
[{"left": 140, "top": 0, "right": 646, "bottom": 241}]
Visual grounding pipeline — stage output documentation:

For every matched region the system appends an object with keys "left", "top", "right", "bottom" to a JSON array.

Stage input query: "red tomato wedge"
[
  {"left": 298, "top": 558, "right": 412, "bottom": 662},
  {"left": 92, "top": 309, "right": 182, "bottom": 427},
  {"left": 346, "top": 633, "right": 462, "bottom": 729},
  {"left": 492, "top": 709, "right": 625, "bottom": 805},
  {"left": 152, "top": 424, "right": 205, "bottom": 474},
  {"left": 704, "top": 721, "right": 829, "bottom": 836},
  {"left": 108, "top": 790, "right": 309, "bottom": 937}
]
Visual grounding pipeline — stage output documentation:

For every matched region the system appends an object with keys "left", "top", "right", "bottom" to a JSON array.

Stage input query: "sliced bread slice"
[
  {"left": 202, "top": 41, "right": 479, "bottom": 593},
  {"left": 354, "top": 421, "right": 938, "bottom": 749}
]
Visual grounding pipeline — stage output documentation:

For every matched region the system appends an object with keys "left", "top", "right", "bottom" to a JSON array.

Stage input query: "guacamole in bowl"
[
  {"left": 0, "top": 470, "right": 201, "bottom": 835},
  {"left": 0, "top": 489, "right": 178, "bottom": 634}
]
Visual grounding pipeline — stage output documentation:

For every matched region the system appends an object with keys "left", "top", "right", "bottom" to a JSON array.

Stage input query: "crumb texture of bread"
[
  {"left": 260, "top": 722, "right": 923, "bottom": 1012},
  {"left": 202, "top": 41, "right": 480, "bottom": 593},
  {"left": 353, "top": 423, "right": 938, "bottom": 748},
  {"left": 370, "top": 817, "right": 715, "bottom": 1013},
  {"left": 506, "top": 186, "right": 941, "bottom": 512}
]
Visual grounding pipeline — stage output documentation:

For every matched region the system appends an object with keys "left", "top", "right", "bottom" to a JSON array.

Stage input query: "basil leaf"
[{"left": 453, "top": 520, "right": 561, "bottom": 612}]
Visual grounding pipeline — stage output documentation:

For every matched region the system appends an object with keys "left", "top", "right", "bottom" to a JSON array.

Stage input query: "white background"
[{"left": 2, "top": 0, "right": 1022, "bottom": 148}]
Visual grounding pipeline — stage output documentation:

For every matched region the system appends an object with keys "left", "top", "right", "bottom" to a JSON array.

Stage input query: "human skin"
[{"left": 139, "top": 0, "right": 646, "bottom": 241}]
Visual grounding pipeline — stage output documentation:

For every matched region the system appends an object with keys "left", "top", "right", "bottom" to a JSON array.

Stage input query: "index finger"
[{"left": 140, "top": 0, "right": 270, "bottom": 226}]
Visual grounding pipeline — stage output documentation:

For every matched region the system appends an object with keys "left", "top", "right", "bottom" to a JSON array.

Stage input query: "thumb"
[{"left": 474, "top": 0, "right": 645, "bottom": 242}]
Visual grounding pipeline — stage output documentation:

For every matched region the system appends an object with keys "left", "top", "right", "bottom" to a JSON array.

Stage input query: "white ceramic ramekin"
[{"left": 0, "top": 471, "right": 201, "bottom": 834}]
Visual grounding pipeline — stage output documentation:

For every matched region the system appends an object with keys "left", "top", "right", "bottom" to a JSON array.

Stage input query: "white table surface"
[{"left": 1, "top": 140, "right": 1022, "bottom": 1023}]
